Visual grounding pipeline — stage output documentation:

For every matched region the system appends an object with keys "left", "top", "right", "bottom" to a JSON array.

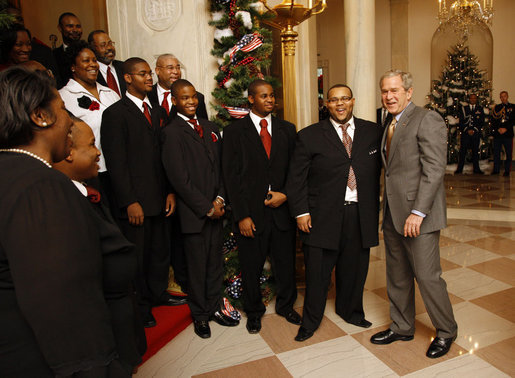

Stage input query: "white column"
[{"left": 344, "top": 0, "right": 376, "bottom": 121}]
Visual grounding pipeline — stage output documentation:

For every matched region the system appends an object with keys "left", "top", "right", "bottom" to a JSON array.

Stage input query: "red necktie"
[
  {"left": 161, "top": 91, "right": 170, "bottom": 116},
  {"left": 259, "top": 119, "right": 271, "bottom": 158},
  {"left": 86, "top": 186, "right": 101, "bottom": 203},
  {"left": 340, "top": 123, "right": 356, "bottom": 191},
  {"left": 187, "top": 119, "right": 203, "bottom": 138},
  {"left": 106, "top": 66, "right": 121, "bottom": 97},
  {"left": 143, "top": 102, "right": 152, "bottom": 126}
]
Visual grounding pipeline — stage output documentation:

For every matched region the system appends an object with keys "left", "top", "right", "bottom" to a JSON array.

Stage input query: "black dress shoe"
[
  {"left": 194, "top": 320, "right": 211, "bottom": 339},
  {"left": 143, "top": 312, "right": 156, "bottom": 328},
  {"left": 246, "top": 317, "right": 262, "bottom": 334},
  {"left": 295, "top": 327, "right": 314, "bottom": 342},
  {"left": 210, "top": 310, "right": 239, "bottom": 327},
  {"left": 370, "top": 329, "right": 413, "bottom": 344},
  {"left": 473, "top": 170, "right": 484, "bottom": 174},
  {"left": 503, "top": 172, "right": 510, "bottom": 177},
  {"left": 454, "top": 170, "right": 462, "bottom": 175},
  {"left": 426, "top": 336, "right": 456, "bottom": 358},
  {"left": 157, "top": 293, "right": 188, "bottom": 306},
  {"left": 280, "top": 310, "right": 302, "bottom": 325},
  {"left": 347, "top": 318, "right": 372, "bottom": 328}
]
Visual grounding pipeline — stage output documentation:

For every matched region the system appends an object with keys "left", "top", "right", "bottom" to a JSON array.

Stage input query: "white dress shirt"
[
  {"left": 249, "top": 110, "right": 272, "bottom": 137},
  {"left": 97, "top": 61, "right": 121, "bottom": 93},
  {"left": 59, "top": 79, "right": 120, "bottom": 172},
  {"left": 156, "top": 83, "right": 172, "bottom": 113},
  {"left": 126, "top": 92, "right": 153, "bottom": 114}
]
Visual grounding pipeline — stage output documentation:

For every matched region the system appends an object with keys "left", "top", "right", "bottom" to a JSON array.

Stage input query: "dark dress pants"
[
  {"left": 169, "top": 214, "right": 188, "bottom": 292},
  {"left": 236, "top": 208, "right": 297, "bottom": 319},
  {"left": 119, "top": 215, "right": 170, "bottom": 317},
  {"left": 456, "top": 133, "right": 480, "bottom": 172},
  {"left": 183, "top": 220, "right": 223, "bottom": 321},
  {"left": 493, "top": 137, "right": 513, "bottom": 174},
  {"left": 302, "top": 203, "right": 370, "bottom": 332}
]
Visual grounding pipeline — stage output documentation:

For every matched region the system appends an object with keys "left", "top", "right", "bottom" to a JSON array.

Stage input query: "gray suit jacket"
[{"left": 381, "top": 102, "right": 447, "bottom": 235}]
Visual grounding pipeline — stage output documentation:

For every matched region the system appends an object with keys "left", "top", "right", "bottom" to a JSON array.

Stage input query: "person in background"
[
  {"left": 0, "top": 24, "right": 32, "bottom": 70},
  {"left": 53, "top": 12, "right": 83, "bottom": 88},
  {"left": 0, "top": 66, "right": 123, "bottom": 377},
  {"left": 491, "top": 91, "right": 514, "bottom": 176},
  {"left": 455, "top": 93, "right": 484, "bottom": 174}
]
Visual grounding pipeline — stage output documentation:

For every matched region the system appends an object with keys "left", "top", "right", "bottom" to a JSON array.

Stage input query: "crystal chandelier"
[{"left": 438, "top": 0, "right": 494, "bottom": 37}]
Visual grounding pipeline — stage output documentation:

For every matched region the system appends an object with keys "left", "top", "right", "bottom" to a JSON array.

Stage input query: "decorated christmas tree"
[
  {"left": 426, "top": 43, "right": 493, "bottom": 164},
  {"left": 209, "top": 0, "right": 276, "bottom": 308}
]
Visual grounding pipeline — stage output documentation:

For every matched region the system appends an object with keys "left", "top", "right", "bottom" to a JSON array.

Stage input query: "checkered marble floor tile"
[{"left": 136, "top": 174, "right": 515, "bottom": 377}]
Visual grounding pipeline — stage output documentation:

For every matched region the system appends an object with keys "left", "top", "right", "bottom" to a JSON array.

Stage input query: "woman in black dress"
[
  {"left": 54, "top": 117, "right": 146, "bottom": 374},
  {"left": 0, "top": 67, "right": 124, "bottom": 377}
]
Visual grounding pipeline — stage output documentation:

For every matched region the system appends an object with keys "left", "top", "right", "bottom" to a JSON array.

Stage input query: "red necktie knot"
[
  {"left": 259, "top": 119, "right": 271, "bottom": 158},
  {"left": 162, "top": 91, "right": 170, "bottom": 116},
  {"left": 106, "top": 66, "right": 121, "bottom": 97},
  {"left": 188, "top": 119, "right": 203, "bottom": 138},
  {"left": 143, "top": 102, "right": 152, "bottom": 126}
]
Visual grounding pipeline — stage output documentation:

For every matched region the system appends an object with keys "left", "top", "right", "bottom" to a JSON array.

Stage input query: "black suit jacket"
[
  {"left": 52, "top": 45, "right": 70, "bottom": 89},
  {"left": 222, "top": 115, "right": 296, "bottom": 233},
  {"left": 491, "top": 103, "right": 514, "bottom": 139},
  {"left": 161, "top": 117, "right": 224, "bottom": 233},
  {"left": 149, "top": 84, "right": 209, "bottom": 123},
  {"left": 100, "top": 97, "right": 168, "bottom": 219},
  {"left": 286, "top": 118, "right": 382, "bottom": 250},
  {"left": 376, "top": 107, "right": 392, "bottom": 129},
  {"left": 459, "top": 104, "right": 484, "bottom": 134},
  {"left": 96, "top": 60, "right": 127, "bottom": 97}
]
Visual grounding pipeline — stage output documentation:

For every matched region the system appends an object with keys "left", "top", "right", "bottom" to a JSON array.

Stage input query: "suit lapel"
[
  {"left": 242, "top": 116, "right": 269, "bottom": 162},
  {"left": 269, "top": 117, "right": 281, "bottom": 163},
  {"left": 322, "top": 119, "right": 347, "bottom": 157},
  {"left": 387, "top": 102, "right": 415, "bottom": 163},
  {"left": 351, "top": 119, "right": 364, "bottom": 156},
  {"left": 123, "top": 97, "right": 152, "bottom": 129}
]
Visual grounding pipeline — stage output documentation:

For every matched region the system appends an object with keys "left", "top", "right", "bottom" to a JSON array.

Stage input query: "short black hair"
[
  {"left": 171, "top": 79, "right": 195, "bottom": 98},
  {"left": 123, "top": 57, "right": 147, "bottom": 76},
  {"left": 327, "top": 84, "right": 353, "bottom": 99},
  {"left": 58, "top": 12, "right": 78, "bottom": 25},
  {"left": 62, "top": 40, "right": 91, "bottom": 72},
  {"left": 248, "top": 79, "right": 272, "bottom": 97},
  {"left": 0, "top": 67, "right": 57, "bottom": 148},
  {"left": 0, "top": 24, "right": 32, "bottom": 64},
  {"left": 87, "top": 29, "right": 106, "bottom": 45}
]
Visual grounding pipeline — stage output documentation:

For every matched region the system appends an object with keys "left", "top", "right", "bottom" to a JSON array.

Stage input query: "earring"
[{"left": 42, "top": 121, "right": 48, "bottom": 127}]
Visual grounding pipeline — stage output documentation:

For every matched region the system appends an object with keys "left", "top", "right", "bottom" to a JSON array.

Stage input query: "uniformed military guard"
[
  {"left": 491, "top": 91, "right": 514, "bottom": 176},
  {"left": 455, "top": 93, "right": 485, "bottom": 174}
]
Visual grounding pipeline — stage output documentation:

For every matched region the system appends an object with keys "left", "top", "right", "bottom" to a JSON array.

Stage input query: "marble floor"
[{"left": 136, "top": 172, "right": 515, "bottom": 377}]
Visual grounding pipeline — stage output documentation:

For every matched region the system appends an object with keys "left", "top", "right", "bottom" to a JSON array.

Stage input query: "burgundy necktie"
[
  {"left": 259, "top": 119, "right": 271, "bottom": 158},
  {"left": 188, "top": 118, "right": 203, "bottom": 138},
  {"left": 106, "top": 66, "right": 120, "bottom": 97},
  {"left": 161, "top": 91, "right": 170, "bottom": 116},
  {"left": 86, "top": 186, "right": 101, "bottom": 203},
  {"left": 340, "top": 123, "right": 356, "bottom": 191},
  {"left": 143, "top": 102, "right": 152, "bottom": 126}
]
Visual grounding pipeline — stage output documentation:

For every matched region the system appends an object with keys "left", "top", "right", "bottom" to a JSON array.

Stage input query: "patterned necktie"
[
  {"left": 259, "top": 119, "right": 272, "bottom": 158},
  {"left": 340, "top": 123, "right": 356, "bottom": 191},
  {"left": 386, "top": 117, "right": 397, "bottom": 161},
  {"left": 161, "top": 91, "right": 170, "bottom": 116},
  {"left": 106, "top": 66, "right": 120, "bottom": 97},
  {"left": 142, "top": 102, "right": 152, "bottom": 126},
  {"left": 188, "top": 118, "right": 203, "bottom": 138}
]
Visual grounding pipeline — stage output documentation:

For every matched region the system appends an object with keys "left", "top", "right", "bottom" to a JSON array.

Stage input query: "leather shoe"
[
  {"left": 210, "top": 310, "right": 239, "bottom": 327},
  {"left": 370, "top": 329, "right": 413, "bottom": 344},
  {"left": 347, "top": 318, "right": 372, "bottom": 328},
  {"left": 473, "top": 170, "right": 484, "bottom": 174},
  {"left": 454, "top": 170, "right": 462, "bottom": 175},
  {"left": 143, "top": 312, "right": 156, "bottom": 328},
  {"left": 194, "top": 320, "right": 211, "bottom": 339},
  {"left": 295, "top": 327, "right": 314, "bottom": 342},
  {"left": 280, "top": 310, "right": 302, "bottom": 325},
  {"left": 426, "top": 336, "right": 456, "bottom": 358},
  {"left": 157, "top": 293, "right": 187, "bottom": 306},
  {"left": 246, "top": 317, "right": 262, "bottom": 334}
]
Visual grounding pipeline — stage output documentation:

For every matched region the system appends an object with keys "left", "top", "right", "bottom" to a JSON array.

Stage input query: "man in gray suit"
[{"left": 370, "top": 70, "right": 457, "bottom": 359}]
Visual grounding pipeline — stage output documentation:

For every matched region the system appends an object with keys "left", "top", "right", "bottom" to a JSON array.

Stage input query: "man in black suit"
[
  {"left": 101, "top": 57, "right": 185, "bottom": 328},
  {"left": 377, "top": 106, "right": 391, "bottom": 129},
  {"left": 492, "top": 91, "right": 514, "bottom": 176},
  {"left": 88, "top": 30, "right": 126, "bottom": 97},
  {"left": 53, "top": 12, "right": 82, "bottom": 88},
  {"left": 149, "top": 54, "right": 208, "bottom": 122},
  {"left": 222, "top": 80, "right": 300, "bottom": 334},
  {"left": 161, "top": 79, "right": 239, "bottom": 339},
  {"left": 287, "top": 84, "right": 382, "bottom": 342},
  {"left": 455, "top": 93, "right": 484, "bottom": 174}
]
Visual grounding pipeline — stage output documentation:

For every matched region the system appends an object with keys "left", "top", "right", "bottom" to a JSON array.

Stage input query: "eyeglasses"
[
  {"left": 156, "top": 65, "right": 181, "bottom": 71},
  {"left": 128, "top": 71, "right": 153, "bottom": 78},
  {"left": 327, "top": 96, "right": 352, "bottom": 104},
  {"left": 97, "top": 41, "right": 115, "bottom": 49}
]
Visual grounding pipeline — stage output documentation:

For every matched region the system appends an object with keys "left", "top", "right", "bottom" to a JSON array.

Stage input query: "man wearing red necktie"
[{"left": 222, "top": 80, "right": 300, "bottom": 334}]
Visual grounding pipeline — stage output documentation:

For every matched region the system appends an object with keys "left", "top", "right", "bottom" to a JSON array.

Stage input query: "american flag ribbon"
[
  {"left": 223, "top": 105, "right": 250, "bottom": 119},
  {"left": 222, "top": 297, "right": 241, "bottom": 320},
  {"left": 228, "top": 33, "right": 264, "bottom": 64}
]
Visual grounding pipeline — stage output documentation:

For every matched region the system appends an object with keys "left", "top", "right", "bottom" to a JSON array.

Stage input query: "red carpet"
[{"left": 141, "top": 304, "right": 192, "bottom": 363}]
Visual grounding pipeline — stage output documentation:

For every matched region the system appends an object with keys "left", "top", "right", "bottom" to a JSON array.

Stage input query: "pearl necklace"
[{"left": 0, "top": 148, "right": 52, "bottom": 168}]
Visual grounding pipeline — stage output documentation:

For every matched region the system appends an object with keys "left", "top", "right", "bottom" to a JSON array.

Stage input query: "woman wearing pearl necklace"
[{"left": 0, "top": 67, "right": 126, "bottom": 377}]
